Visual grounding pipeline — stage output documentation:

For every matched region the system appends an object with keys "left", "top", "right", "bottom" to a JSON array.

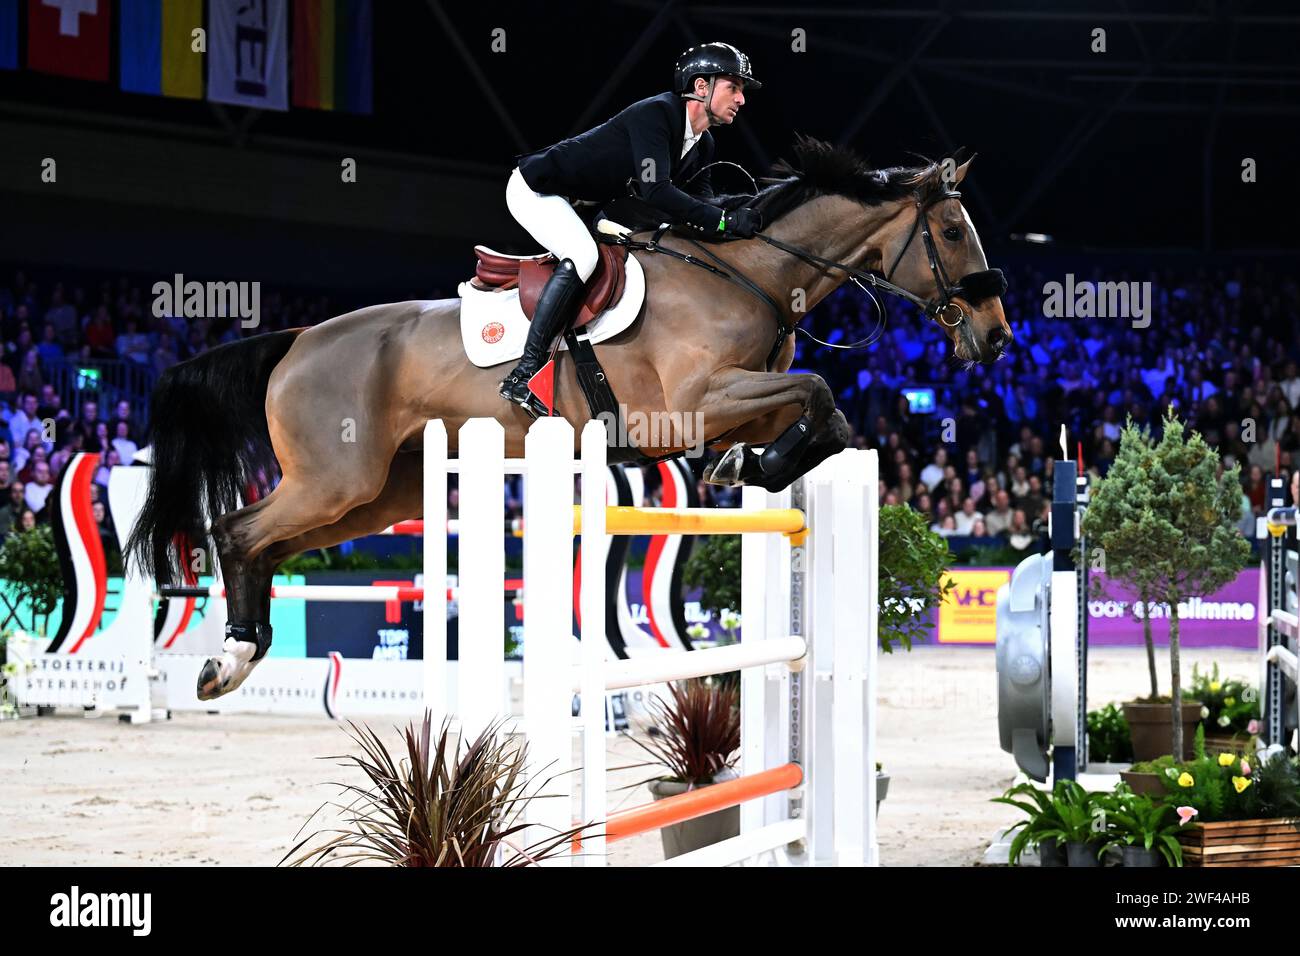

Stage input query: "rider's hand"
[{"left": 721, "top": 208, "right": 762, "bottom": 238}]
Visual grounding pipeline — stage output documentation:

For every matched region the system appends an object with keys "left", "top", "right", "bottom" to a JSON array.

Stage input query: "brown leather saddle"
[{"left": 470, "top": 242, "right": 629, "bottom": 327}]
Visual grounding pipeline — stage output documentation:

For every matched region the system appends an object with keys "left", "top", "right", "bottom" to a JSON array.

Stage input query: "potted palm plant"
[
  {"left": 630, "top": 678, "right": 742, "bottom": 859},
  {"left": 993, "top": 781, "right": 1067, "bottom": 866},
  {"left": 1037, "top": 780, "right": 1107, "bottom": 866},
  {"left": 1097, "top": 786, "right": 1185, "bottom": 867}
]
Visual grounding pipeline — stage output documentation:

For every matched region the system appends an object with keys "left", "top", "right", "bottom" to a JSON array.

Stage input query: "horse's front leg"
[{"left": 678, "top": 368, "right": 848, "bottom": 492}]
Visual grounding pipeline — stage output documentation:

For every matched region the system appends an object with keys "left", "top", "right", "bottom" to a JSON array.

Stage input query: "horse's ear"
[{"left": 953, "top": 151, "right": 977, "bottom": 185}]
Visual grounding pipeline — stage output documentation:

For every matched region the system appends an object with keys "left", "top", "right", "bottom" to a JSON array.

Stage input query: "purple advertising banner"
[
  {"left": 932, "top": 567, "right": 1263, "bottom": 649},
  {"left": 1086, "top": 568, "right": 1260, "bottom": 649}
]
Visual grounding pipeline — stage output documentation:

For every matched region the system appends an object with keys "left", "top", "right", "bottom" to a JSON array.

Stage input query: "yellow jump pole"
[{"left": 574, "top": 505, "right": 806, "bottom": 537}]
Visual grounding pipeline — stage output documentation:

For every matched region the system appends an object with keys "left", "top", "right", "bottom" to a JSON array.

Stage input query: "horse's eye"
[{"left": 943, "top": 226, "right": 963, "bottom": 242}]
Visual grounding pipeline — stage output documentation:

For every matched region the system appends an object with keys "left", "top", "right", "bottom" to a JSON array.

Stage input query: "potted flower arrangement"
[
  {"left": 1165, "top": 742, "right": 1300, "bottom": 867},
  {"left": 1096, "top": 786, "right": 1185, "bottom": 866},
  {"left": 629, "top": 679, "right": 742, "bottom": 859},
  {"left": 1120, "top": 754, "right": 1176, "bottom": 798},
  {"left": 1187, "top": 663, "right": 1259, "bottom": 753}
]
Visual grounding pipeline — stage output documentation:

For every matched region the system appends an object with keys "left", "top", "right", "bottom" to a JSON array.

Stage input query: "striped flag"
[
  {"left": 293, "top": 0, "right": 373, "bottom": 115},
  {"left": 0, "top": 0, "right": 17, "bottom": 70},
  {"left": 120, "top": 0, "right": 203, "bottom": 98}
]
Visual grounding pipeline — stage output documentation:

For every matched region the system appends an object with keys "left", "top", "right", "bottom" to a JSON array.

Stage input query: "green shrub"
[{"left": 1087, "top": 703, "right": 1134, "bottom": 762}]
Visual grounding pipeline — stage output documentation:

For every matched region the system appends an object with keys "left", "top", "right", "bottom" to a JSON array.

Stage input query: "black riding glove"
[{"left": 721, "top": 208, "right": 762, "bottom": 238}]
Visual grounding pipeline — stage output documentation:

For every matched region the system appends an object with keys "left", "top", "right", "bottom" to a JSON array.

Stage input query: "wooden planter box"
[
  {"left": 1177, "top": 819, "right": 1300, "bottom": 867},
  {"left": 1201, "top": 732, "right": 1253, "bottom": 754}
]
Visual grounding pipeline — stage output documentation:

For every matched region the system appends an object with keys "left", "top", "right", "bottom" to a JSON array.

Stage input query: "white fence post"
[
  {"left": 578, "top": 421, "right": 608, "bottom": 865},
  {"left": 863, "top": 448, "right": 880, "bottom": 866},
  {"left": 457, "top": 418, "right": 505, "bottom": 743},
  {"left": 522, "top": 418, "right": 575, "bottom": 864},
  {"left": 422, "top": 421, "right": 448, "bottom": 721}
]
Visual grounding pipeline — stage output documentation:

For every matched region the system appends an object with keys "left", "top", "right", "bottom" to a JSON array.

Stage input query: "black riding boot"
[{"left": 499, "top": 258, "right": 586, "bottom": 414}]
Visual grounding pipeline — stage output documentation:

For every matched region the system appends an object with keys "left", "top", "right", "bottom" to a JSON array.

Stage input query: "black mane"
[{"left": 740, "top": 135, "right": 945, "bottom": 224}]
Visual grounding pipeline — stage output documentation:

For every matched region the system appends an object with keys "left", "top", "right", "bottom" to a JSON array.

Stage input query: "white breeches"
[{"left": 505, "top": 167, "right": 599, "bottom": 282}]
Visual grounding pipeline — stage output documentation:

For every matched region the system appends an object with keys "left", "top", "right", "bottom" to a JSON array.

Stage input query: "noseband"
[{"left": 756, "top": 189, "right": 1006, "bottom": 333}]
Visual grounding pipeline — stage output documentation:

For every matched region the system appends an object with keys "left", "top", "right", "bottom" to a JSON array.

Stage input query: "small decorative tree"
[
  {"left": 1082, "top": 411, "right": 1250, "bottom": 759},
  {"left": 1083, "top": 420, "right": 1164, "bottom": 700},
  {"left": 0, "top": 526, "right": 63, "bottom": 635},
  {"left": 683, "top": 534, "right": 741, "bottom": 617},
  {"left": 877, "top": 503, "right": 955, "bottom": 653}
]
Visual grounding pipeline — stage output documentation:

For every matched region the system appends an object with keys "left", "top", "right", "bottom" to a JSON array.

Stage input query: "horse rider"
[{"left": 499, "top": 41, "right": 765, "bottom": 415}]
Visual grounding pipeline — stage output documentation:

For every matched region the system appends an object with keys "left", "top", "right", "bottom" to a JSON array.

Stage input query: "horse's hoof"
[
  {"left": 196, "top": 657, "right": 225, "bottom": 701},
  {"left": 704, "top": 444, "right": 746, "bottom": 487}
]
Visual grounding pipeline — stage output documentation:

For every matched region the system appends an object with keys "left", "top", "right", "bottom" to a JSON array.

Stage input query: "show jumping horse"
[{"left": 126, "top": 137, "right": 1010, "bottom": 700}]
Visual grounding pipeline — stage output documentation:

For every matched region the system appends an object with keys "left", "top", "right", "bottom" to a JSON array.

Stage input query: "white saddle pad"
[{"left": 459, "top": 253, "right": 645, "bottom": 368}]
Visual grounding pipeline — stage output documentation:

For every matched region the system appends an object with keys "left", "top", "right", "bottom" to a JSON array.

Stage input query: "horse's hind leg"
[
  {"left": 197, "top": 469, "right": 388, "bottom": 700},
  {"left": 196, "top": 517, "right": 277, "bottom": 701}
]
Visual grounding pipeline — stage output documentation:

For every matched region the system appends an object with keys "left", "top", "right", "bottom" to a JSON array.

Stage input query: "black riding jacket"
[{"left": 516, "top": 92, "right": 722, "bottom": 232}]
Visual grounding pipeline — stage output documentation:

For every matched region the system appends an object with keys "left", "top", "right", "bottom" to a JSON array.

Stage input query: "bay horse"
[{"left": 126, "top": 137, "right": 1010, "bottom": 701}]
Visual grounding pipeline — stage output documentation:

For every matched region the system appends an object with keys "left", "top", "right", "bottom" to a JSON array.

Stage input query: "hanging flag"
[
  {"left": 27, "top": 0, "right": 111, "bottom": 81},
  {"left": 0, "top": 0, "right": 17, "bottom": 71},
  {"left": 120, "top": 0, "right": 203, "bottom": 98},
  {"left": 292, "top": 0, "right": 372, "bottom": 114},
  {"left": 208, "top": 0, "right": 288, "bottom": 111}
]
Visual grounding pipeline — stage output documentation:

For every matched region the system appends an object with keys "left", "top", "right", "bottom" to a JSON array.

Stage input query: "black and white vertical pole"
[
  {"left": 1265, "top": 476, "right": 1289, "bottom": 748},
  {"left": 1050, "top": 456, "right": 1080, "bottom": 780}
]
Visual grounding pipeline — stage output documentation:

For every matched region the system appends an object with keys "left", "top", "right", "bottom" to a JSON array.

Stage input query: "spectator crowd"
[{"left": 1, "top": 260, "right": 1298, "bottom": 560}]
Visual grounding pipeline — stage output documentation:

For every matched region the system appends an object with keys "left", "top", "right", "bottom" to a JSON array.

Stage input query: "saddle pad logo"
[{"left": 481, "top": 322, "right": 505, "bottom": 344}]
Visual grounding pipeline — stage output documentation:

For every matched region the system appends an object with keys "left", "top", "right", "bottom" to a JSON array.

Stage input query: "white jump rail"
[{"left": 424, "top": 416, "right": 879, "bottom": 867}]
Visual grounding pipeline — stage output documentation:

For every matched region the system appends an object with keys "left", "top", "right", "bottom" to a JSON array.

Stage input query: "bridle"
[
  {"left": 606, "top": 185, "right": 1008, "bottom": 370},
  {"left": 755, "top": 189, "right": 1007, "bottom": 332}
]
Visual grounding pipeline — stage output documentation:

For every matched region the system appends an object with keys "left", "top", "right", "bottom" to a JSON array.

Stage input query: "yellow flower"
[
  {"left": 1210, "top": 681, "right": 1222, "bottom": 693},
  {"left": 1224, "top": 696, "right": 1235, "bottom": 707},
  {"left": 1218, "top": 753, "right": 1235, "bottom": 767},
  {"left": 1178, "top": 772, "right": 1195, "bottom": 788},
  {"left": 1232, "top": 776, "right": 1252, "bottom": 794}
]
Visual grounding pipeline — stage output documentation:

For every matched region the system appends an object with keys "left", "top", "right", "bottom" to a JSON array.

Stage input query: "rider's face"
[{"left": 708, "top": 76, "right": 746, "bottom": 122}]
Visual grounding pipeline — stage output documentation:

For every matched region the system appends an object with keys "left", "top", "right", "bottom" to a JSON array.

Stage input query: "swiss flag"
[{"left": 28, "top": 0, "right": 111, "bottom": 82}]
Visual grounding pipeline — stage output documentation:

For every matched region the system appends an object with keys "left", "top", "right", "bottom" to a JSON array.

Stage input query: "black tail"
[{"left": 125, "top": 330, "right": 301, "bottom": 581}]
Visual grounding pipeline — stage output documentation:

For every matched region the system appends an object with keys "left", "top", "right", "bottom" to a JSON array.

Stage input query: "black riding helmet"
[{"left": 674, "top": 42, "right": 761, "bottom": 125}]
